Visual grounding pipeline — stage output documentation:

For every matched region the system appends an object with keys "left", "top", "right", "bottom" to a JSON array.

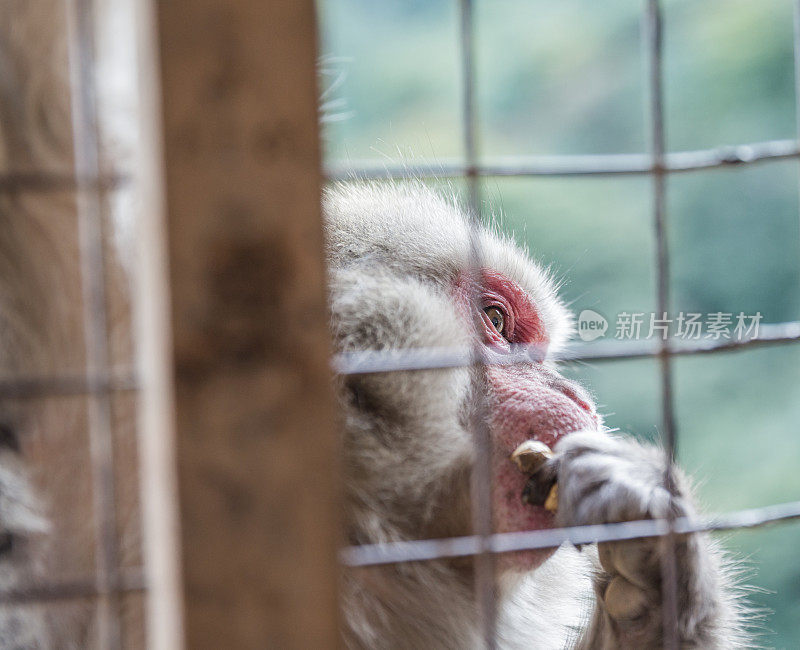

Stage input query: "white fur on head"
[
  {"left": 324, "top": 181, "right": 585, "bottom": 648},
  {"left": 324, "top": 181, "right": 752, "bottom": 649},
  {"left": 324, "top": 181, "right": 574, "bottom": 355}
]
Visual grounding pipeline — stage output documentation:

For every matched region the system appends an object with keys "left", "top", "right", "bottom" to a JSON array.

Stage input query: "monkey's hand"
[{"left": 542, "top": 431, "right": 745, "bottom": 649}]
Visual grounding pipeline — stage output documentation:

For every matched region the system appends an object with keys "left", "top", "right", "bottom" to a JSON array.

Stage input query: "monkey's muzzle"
[{"left": 511, "top": 440, "right": 558, "bottom": 513}]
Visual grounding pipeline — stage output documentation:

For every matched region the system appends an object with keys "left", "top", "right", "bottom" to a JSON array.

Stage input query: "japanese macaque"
[
  {"left": 325, "top": 182, "right": 750, "bottom": 649},
  {"left": 1, "top": 0, "right": 752, "bottom": 646}
]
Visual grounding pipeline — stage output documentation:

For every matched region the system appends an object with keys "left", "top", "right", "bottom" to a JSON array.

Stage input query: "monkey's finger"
[
  {"left": 598, "top": 540, "right": 658, "bottom": 590},
  {"left": 603, "top": 575, "right": 649, "bottom": 623},
  {"left": 510, "top": 440, "right": 552, "bottom": 474}
]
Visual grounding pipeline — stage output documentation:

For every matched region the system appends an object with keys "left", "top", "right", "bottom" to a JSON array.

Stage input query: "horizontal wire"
[
  {"left": 6, "top": 135, "right": 797, "bottom": 592},
  {"left": 0, "top": 371, "right": 138, "bottom": 399},
  {"left": 341, "top": 499, "right": 800, "bottom": 567},
  {"left": 0, "top": 321, "right": 790, "bottom": 399},
  {"left": 8, "top": 137, "right": 789, "bottom": 194},
  {"left": 325, "top": 138, "right": 800, "bottom": 180},
  {"left": 0, "top": 570, "right": 145, "bottom": 605},
  {"left": 332, "top": 319, "right": 800, "bottom": 375},
  {"left": 0, "top": 172, "right": 130, "bottom": 194}
]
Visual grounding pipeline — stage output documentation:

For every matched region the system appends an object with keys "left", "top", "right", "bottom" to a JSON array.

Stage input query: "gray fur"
[
  {"left": 326, "top": 182, "right": 751, "bottom": 648},
  {"left": 0, "top": 3, "right": 754, "bottom": 641}
]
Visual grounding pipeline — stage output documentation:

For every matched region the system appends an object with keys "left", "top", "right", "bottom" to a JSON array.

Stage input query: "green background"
[{"left": 318, "top": 1, "right": 800, "bottom": 645}]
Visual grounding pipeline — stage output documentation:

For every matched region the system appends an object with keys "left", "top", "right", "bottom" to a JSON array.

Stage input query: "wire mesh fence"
[
  {"left": 329, "top": 1, "right": 800, "bottom": 648},
  {"left": 1, "top": 0, "right": 800, "bottom": 647},
  {"left": 0, "top": 0, "right": 144, "bottom": 643}
]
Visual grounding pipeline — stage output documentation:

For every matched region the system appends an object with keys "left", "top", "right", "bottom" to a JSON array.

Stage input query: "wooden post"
[{"left": 139, "top": 1, "right": 340, "bottom": 647}]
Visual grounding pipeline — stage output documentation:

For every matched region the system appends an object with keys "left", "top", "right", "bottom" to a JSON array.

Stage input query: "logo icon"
[{"left": 577, "top": 310, "right": 608, "bottom": 342}]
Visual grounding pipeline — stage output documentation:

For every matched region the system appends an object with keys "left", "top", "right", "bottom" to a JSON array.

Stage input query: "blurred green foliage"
[{"left": 318, "top": 0, "right": 800, "bottom": 645}]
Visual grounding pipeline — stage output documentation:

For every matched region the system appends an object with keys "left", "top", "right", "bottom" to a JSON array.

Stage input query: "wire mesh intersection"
[{"left": 330, "top": 1, "right": 800, "bottom": 649}]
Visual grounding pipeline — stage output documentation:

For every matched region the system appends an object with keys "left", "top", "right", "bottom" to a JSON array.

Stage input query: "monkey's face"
[
  {"left": 453, "top": 269, "right": 598, "bottom": 568},
  {"left": 326, "top": 183, "right": 598, "bottom": 567}
]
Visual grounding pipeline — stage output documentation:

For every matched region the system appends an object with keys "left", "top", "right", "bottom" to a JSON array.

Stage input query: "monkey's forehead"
[{"left": 322, "top": 182, "right": 573, "bottom": 352}]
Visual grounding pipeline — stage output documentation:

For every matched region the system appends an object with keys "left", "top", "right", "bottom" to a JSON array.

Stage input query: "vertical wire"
[
  {"left": 793, "top": 0, "right": 800, "bottom": 225},
  {"left": 459, "top": 1, "right": 497, "bottom": 647},
  {"left": 65, "top": 0, "right": 123, "bottom": 646},
  {"left": 644, "top": 2, "right": 679, "bottom": 649}
]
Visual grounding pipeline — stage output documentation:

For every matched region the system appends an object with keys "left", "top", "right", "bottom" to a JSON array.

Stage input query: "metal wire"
[
  {"left": 333, "top": 319, "right": 800, "bottom": 375},
  {"left": 325, "top": 138, "right": 800, "bottom": 180},
  {"left": 458, "top": 1, "right": 497, "bottom": 646},
  {"left": 65, "top": 0, "right": 124, "bottom": 646},
  {"left": 794, "top": 1, "right": 800, "bottom": 148},
  {"left": 341, "top": 499, "right": 800, "bottom": 568},
  {"left": 2, "top": 1, "right": 798, "bottom": 647},
  {"left": 327, "top": 1, "right": 800, "bottom": 648},
  {"left": 0, "top": 372, "right": 137, "bottom": 400},
  {"left": 0, "top": 172, "right": 129, "bottom": 194},
  {"left": 0, "top": 571, "right": 145, "bottom": 605},
  {"left": 643, "top": 2, "right": 679, "bottom": 647},
  {"left": 0, "top": 315, "right": 794, "bottom": 401}
]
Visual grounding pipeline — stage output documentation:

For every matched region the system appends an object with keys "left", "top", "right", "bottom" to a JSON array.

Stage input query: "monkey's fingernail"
[
  {"left": 544, "top": 483, "right": 558, "bottom": 513},
  {"left": 510, "top": 440, "right": 552, "bottom": 474}
]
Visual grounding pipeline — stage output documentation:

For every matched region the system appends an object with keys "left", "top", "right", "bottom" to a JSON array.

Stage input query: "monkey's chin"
[
  {"left": 497, "top": 506, "right": 559, "bottom": 572},
  {"left": 502, "top": 547, "right": 557, "bottom": 573},
  {"left": 493, "top": 457, "right": 560, "bottom": 571}
]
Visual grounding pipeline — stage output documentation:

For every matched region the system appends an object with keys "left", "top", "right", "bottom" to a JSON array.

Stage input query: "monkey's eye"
[{"left": 484, "top": 306, "right": 507, "bottom": 337}]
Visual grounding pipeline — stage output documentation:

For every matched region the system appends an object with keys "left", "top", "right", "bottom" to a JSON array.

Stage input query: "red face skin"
[{"left": 454, "top": 270, "right": 598, "bottom": 569}]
